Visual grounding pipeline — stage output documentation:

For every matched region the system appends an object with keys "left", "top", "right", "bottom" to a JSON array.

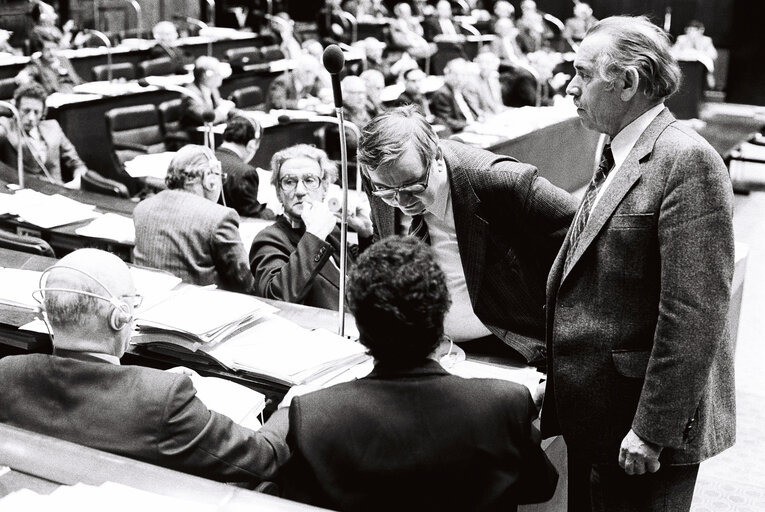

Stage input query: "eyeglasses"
[
  {"left": 279, "top": 174, "right": 322, "bottom": 192},
  {"left": 370, "top": 159, "right": 432, "bottom": 203},
  {"left": 208, "top": 160, "right": 227, "bottom": 181},
  {"left": 120, "top": 294, "right": 144, "bottom": 310}
]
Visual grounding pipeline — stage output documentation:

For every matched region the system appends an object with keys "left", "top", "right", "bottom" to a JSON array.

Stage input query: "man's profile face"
[
  {"left": 17, "top": 97, "right": 45, "bottom": 133},
  {"left": 566, "top": 33, "right": 625, "bottom": 136},
  {"left": 367, "top": 145, "right": 437, "bottom": 216}
]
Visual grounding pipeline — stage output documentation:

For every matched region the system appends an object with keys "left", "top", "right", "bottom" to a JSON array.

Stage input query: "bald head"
[{"left": 44, "top": 249, "right": 135, "bottom": 355}]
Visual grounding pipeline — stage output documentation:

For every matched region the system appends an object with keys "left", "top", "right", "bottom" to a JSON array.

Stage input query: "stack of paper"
[
  {"left": 0, "top": 268, "right": 43, "bottom": 310},
  {"left": 187, "top": 373, "right": 265, "bottom": 431},
  {"left": 1, "top": 189, "right": 101, "bottom": 228},
  {"left": 124, "top": 152, "right": 176, "bottom": 179},
  {"left": 133, "top": 287, "right": 278, "bottom": 351},
  {"left": 75, "top": 213, "right": 135, "bottom": 243}
]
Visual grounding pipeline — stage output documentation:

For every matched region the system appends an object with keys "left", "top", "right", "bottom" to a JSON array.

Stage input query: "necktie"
[
  {"left": 564, "top": 144, "right": 614, "bottom": 270},
  {"left": 454, "top": 91, "right": 476, "bottom": 123},
  {"left": 409, "top": 214, "right": 430, "bottom": 245}
]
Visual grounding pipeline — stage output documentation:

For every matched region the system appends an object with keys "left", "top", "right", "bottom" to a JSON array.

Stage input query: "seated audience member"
[
  {"left": 179, "top": 56, "right": 235, "bottom": 133},
  {"left": 0, "top": 83, "right": 87, "bottom": 188},
  {"left": 423, "top": 0, "right": 461, "bottom": 41},
  {"left": 474, "top": 51, "right": 505, "bottom": 114},
  {"left": 361, "top": 37, "right": 395, "bottom": 85},
  {"left": 266, "top": 55, "right": 329, "bottom": 110},
  {"left": 493, "top": 0, "right": 515, "bottom": 21},
  {"left": 516, "top": 0, "right": 551, "bottom": 53},
  {"left": 563, "top": 2, "right": 597, "bottom": 43},
  {"left": 430, "top": 58, "right": 481, "bottom": 133},
  {"left": 360, "top": 69, "right": 385, "bottom": 117},
  {"left": 270, "top": 13, "right": 302, "bottom": 60},
  {"left": 389, "top": 3, "right": 435, "bottom": 60},
  {"left": 316, "top": 0, "right": 351, "bottom": 45},
  {"left": 150, "top": 21, "right": 187, "bottom": 74},
  {"left": 27, "top": 1, "right": 85, "bottom": 52},
  {"left": 394, "top": 67, "right": 434, "bottom": 120},
  {"left": 133, "top": 145, "right": 256, "bottom": 293},
  {"left": 15, "top": 39, "right": 83, "bottom": 94},
  {"left": 342, "top": 75, "right": 372, "bottom": 128},
  {"left": 279, "top": 236, "right": 558, "bottom": 510},
  {"left": 355, "top": 0, "right": 389, "bottom": 19},
  {"left": 673, "top": 20, "right": 718, "bottom": 88},
  {"left": 215, "top": 115, "right": 275, "bottom": 220},
  {"left": 0, "top": 29, "right": 22, "bottom": 56},
  {"left": 492, "top": 17, "right": 526, "bottom": 63},
  {"left": 0, "top": 248, "right": 288, "bottom": 482},
  {"left": 249, "top": 144, "right": 372, "bottom": 310}
]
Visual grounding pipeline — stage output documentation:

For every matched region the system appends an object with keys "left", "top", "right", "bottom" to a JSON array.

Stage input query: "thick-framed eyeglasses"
[
  {"left": 370, "top": 158, "right": 433, "bottom": 203},
  {"left": 279, "top": 174, "right": 323, "bottom": 192}
]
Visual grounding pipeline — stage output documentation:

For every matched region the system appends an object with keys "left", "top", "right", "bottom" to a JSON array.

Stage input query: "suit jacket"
[
  {"left": 150, "top": 43, "right": 187, "bottom": 74},
  {"left": 430, "top": 84, "right": 480, "bottom": 133},
  {"left": 280, "top": 359, "right": 558, "bottom": 511},
  {"left": 366, "top": 140, "right": 576, "bottom": 363},
  {"left": 215, "top": 147, "right": 273, "bottom": 219},
  {"left": 249, "top": 215, "right": 365, "bottom": 310},
  {"left": 0, "top": 351, "right": 289, "bottom": 481},
  {"left": 16, "top": 54, "right": 83, "bottom": 94},
  {"left": 179, "top": 83, "right": 224, "bottom": 130},
  {"left": 541, "top": 108, "right": 736, "bottom": 464},
  {"left": 133, "top": 189, "right": 256, "bottom": 294},
  {"left": 0, "top": 117, "right": 87, "bottom": 183}
]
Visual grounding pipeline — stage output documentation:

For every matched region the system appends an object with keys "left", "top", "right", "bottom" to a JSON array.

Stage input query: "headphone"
[{"left": 33, "top": 265, "right": 134, "bottom": 332}]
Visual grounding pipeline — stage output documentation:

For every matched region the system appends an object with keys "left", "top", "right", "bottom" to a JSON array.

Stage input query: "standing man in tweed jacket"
[
  {"left": 542, "top": 16, "right": 735, "bottom": 511},
  {"left": 358, "top": 106, "right": 577, "bottom": 365}
]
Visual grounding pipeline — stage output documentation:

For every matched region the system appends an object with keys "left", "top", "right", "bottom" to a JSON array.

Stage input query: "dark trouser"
[{"left": 568, "top": 449, "right": 700, "bottom": 512}]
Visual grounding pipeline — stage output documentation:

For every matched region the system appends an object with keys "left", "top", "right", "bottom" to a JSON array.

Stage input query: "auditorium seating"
[
  {"left": 225, "top": 46, "right": 263, "bottom": 69},
  {"left": 0, "top": 77, "right": 16, "bottom": 101},
  {"left": 137, "top": 57, "right": 176, "bottom": 78},
  {"left": 81, "top": 170, "right": 131, "bottom": 198},
  {"left": 157, "top": 99, "right": 191, "bottom": 151},
  {"left": 91, "top": 62, "right": 137, "bottom": 82},
  {"left": 105, "top": 104, "right": 167, "bottom": 175},
  {"left": 0, "top": 229, "right": 55, "bottom": 257},
  {"left": 229, "top": 85, "right": 264, "bottom": 109}
]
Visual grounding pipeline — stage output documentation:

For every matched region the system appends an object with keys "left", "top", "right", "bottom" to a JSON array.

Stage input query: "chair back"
[
  {"left": 138, "top": 57, "right": 175, "bottom": 78},
  {"left": 0, "top": 229, "right": 55, "bottom": 257},
  {"left": 157, "top": 98, "right": 191, "bottom": 150},
  {"left": 92, "top": 62, "right": 136, "bottom": 82},
  {"left": 0, "top": 77, "right": 17, "bottom": 101},
  {"left": 229, "top": 85, "right": 264, "bottom": 109},
  {"left": 225, "top": 46, "right": 262, "bottom": 67},
  {"left": 105, "top": 104, "right": 166, "bottom": 165},
  {"left": 81, "top": 170, "right": 131, "bottom": 198},
  {"left": 261, "top": 45, "right": 285, "bottom": 61}
]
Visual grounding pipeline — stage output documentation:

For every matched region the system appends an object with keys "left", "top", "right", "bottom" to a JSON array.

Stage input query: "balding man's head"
[{"left": 43, "top": 249, "right": 136, "bottom": 355}]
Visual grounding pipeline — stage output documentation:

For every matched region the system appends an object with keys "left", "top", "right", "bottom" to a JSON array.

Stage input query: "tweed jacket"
[
  {"left": 366, "top": 140, "right": 577, "bottom": 363},
  {"left": 541, "top": 108, "right": 736, "bottom": 464},
  {"left": 215, "top": 147, "right": 273, "bottom": 219},
  {"left": 249, "top": 215, "right": 366, "bottom": 311},
  {"left": 133, "top": 189, "right": 255, "bottom": 293},
  {"left": 280, "top": 360, "right": 558, "bottom": 511},
  {"left": 0, "top": 351, "right": 289, "bottom": 481},
  {"left": 0, "top": 117, "right": 87, "bottom": 183}
]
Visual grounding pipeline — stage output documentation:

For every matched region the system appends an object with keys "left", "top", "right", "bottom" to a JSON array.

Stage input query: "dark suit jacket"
[
  {"left": 366, "top": 140, "right": 577, "bottom": 363},
  {"left": 0, "top": 351, "right": 289, "bottom": 481},
  {"left": 249, "top": 215, "right": 365, "bottom": 311},
  {"left": 280, "top": 360, "right": 558, "bottom": 511},
  {"left": 215, "top": 147, "right": 273, "bottom": 219},
  {"left": 542, "top": 109, "right": 736, "bottom": 464},
  {"left": 133, "top": 189, "right": 256, "bottom": 294},
  {"left": 430, "top": 84, "right": 479, "bottom": 133},
  {"left": 500, "top": 67, "right": 539, "bottom": 108},
  {"left": 150, "top": 43, "right": 187, "bottom": 74},
  {"left": 0, "top": 117, "right": 87, "bottom": 183}
]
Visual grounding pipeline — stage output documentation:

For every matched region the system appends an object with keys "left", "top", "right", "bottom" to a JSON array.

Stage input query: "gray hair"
[
  {"left": 44, "top": 277, "right": 101, "bottom": 330},
  {"left": 587, "top": 16, "right": 681, "bottom": 101},
  {"left": 358, "top": 105, "right": 438, "bottom": 175},
  {"left": 165, "top": 145, "right": 217, "bottom": 189},
  {"left": 269, "top": 144, "right": 338, "bottom": 188}
]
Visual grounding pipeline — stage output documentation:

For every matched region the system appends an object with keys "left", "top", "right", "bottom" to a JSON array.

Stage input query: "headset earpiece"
[{"left": 108, "top": 298, "right": 132, "bottom": 331}]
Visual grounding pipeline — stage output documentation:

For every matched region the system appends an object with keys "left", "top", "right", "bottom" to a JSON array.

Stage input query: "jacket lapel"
[
  {"left": 560, "top": 108, "right": 675, "bottom": 284},
  {"left": 445, "top": 143, "right": 487, "bottom": 302}
]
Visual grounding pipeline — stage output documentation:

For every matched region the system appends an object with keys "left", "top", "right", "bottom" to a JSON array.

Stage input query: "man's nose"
[{"left": 566, "top": 79, "right": 580, "bottom": 97}]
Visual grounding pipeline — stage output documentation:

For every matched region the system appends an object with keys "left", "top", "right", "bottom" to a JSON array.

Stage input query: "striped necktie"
[
  {"left": 409, "top": 214, "right": 430, "bottom": 245},
  {"left": 564, "top": 144, "right": 614, "bottom": 270}
]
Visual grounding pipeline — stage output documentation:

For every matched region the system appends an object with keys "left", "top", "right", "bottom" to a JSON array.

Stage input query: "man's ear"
[{"left": 620, "top": 67, "right": 640, "bottom": 101}]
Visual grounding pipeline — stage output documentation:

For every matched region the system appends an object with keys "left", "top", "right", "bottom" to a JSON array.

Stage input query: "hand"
[
  {"left": 63, "top": 174, "right": 81, "bottom": 190},
  {"left": 302, "top": 199, "right": 337, "bottom": 240},
  {"left": 62, "top": 20, "right": 75, "bottom": 33},
  {"left": 618, "top": 429, "right": 663, "bottom": 475},
  {"left": 343, "top": 204, "right": 373, "bottom": 238}
]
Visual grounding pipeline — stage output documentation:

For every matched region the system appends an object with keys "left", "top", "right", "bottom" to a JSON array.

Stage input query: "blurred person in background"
[{"left": 16, "top": 39, "right": 83, "bottom": 94}]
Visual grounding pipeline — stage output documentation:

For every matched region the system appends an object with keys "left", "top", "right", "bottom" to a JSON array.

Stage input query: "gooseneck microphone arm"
[
  {"left": 0, "top": 101, "right": 24, "bottom": 189},
  {"left": 83, "top": 29, "right": 113, "bottom": 81},
  {"left": 323, "top": 44, "right": 349, "bottom": 337}
]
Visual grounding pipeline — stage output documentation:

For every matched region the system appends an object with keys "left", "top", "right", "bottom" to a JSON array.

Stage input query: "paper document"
[
  {"left": 3, "top": 189, "right": 100, "bottom": 228},
  {"left": 124, "top": 152, "right": 176, "bottom": 179},
  {"left": 447, "top": 359, "right": 544, "bottom": 396},
  {"left": 75, "top": 213, "right": 135, "bottom": 243},
  {"left": 0, "top": 268, "right": 42, "bottom": 309},
  {"left": 45, "top": 92, "right": 102, "bottom": 108},
  {"left": 129, "top": 266, "right": 182, "bottom": 310},
  {"left": 186, "top": 373, "right": 265, "bottom": 431}
]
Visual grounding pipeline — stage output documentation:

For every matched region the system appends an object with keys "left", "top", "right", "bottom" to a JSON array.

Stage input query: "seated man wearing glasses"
[
  {"left": 0, "top": 248, "right": 289, "bottom": 482},
  {"left": 249, "top": 144, "right": 373, "bottom": 310},
  {"left": 279, "top": 237, "right": 558, "bottom": 510},
  {"left": 359, "top": 106, "right": 576, "bottom": 367},
  {"left": 133, "top": 145, "right": 256, "bottom": 294}
]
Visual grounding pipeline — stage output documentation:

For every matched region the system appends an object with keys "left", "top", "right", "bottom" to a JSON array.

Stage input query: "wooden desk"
[{"left": 0, "top": 423, "right": 324, "bottom": 510}]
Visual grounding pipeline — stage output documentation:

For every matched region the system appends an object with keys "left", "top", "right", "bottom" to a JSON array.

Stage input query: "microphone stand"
[
  {"left": 83, "top": 29, "right": 113, "bottom": 82},
  {"left": 336, "top": 106, "right": 350, "bottom": 336},
  {"left": 0, "top": 101, "right": 24, "bottom": 189}
]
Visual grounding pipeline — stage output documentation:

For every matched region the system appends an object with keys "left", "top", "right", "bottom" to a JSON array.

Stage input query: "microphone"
[{"left": 322, "top": 44, "right": 345, "bottom": 109}]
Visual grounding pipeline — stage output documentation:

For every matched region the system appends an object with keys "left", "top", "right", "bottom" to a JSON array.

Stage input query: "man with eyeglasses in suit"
[
  {"left": 249, "top": 144, "right": 373, "bottom": 311},
  {"left": 133, "top": 145, "right": 256, "bottom": 294},
  {"left": 359, "top": 106, "right": 576, "bottom": 367}
]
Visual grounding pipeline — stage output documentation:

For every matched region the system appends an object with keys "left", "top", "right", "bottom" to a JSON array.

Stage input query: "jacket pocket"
[
  {"left": 611, "top": 350, "right": 650, "bottom": 378},
  {"left": 609, "top": 213, "right": 654, "bottom": 230}
]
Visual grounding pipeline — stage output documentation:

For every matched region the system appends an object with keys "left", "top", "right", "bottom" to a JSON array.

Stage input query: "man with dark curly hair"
[{"left": 279, "top": 236, "right": 558, "bottom": 511}]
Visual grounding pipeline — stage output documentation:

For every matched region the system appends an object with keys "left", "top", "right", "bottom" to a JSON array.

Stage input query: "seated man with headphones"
[
  {"left": 133, "top": 145, "right": 256, "bottom": 293},
  {"left": 179, "top": 56, "right": 235, "bottom": 136},
  {"left": 0, "top": 82, "right": 88, "bottom": 188},
  {"left": 0, "top": 248, "right": 289, "bottom": 482}
]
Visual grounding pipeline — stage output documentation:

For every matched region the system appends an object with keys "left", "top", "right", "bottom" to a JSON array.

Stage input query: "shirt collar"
[
  {"left": 610, "top": 103, "right": 665, "bottom": 171},
  {"left": 425, "top": 155, "right": 450, "bottom": 221}
]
